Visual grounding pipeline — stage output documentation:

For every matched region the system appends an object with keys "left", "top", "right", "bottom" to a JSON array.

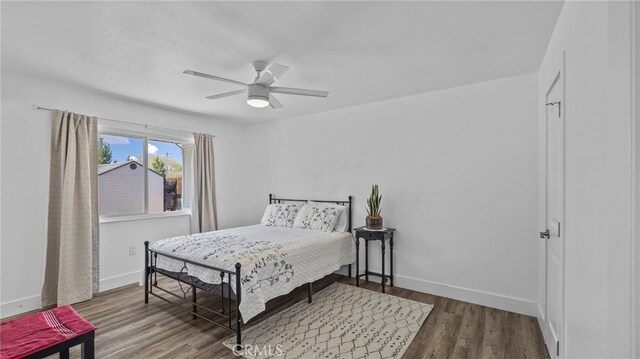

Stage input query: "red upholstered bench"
[{"left": 0, "top": 305, "right": 95, "bottom": 359}]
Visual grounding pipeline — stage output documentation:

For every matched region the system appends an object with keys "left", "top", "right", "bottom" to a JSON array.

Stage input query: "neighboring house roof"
[
  {"left": 98, "top": 160, "right": 163, "bottom": 177},
  {"left": 98, "top": 161, "right": 127, "bottom": 175}
]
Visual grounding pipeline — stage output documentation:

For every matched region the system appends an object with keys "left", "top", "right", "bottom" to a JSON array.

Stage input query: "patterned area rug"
[{"left": 223, "top": 282, "right": 433, "bottom": 358}]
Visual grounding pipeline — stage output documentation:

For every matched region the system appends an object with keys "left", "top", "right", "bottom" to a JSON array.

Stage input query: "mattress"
[{"left": 149, "top": 224, "right": 356, "bottom": 322}]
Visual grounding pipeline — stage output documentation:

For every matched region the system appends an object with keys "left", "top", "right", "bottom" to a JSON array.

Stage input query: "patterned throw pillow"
[
  {"left": 260, "top": 204, "right": 301, "bottom": 227},
  {"left": 293, "top": 204, "right": 341, "bottom": 232},
  {"left": 308, "top": 201, "right": 348, "bottom": 232}
]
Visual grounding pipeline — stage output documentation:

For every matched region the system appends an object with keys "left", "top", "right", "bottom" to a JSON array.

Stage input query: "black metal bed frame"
[{"left": 144, "top": 194, "right": 353, "bottom": 349}]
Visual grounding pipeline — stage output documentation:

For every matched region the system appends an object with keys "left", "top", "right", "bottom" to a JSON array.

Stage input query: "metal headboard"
[{"left": 269, "top": 194, "right": 353, "bottom": 232}]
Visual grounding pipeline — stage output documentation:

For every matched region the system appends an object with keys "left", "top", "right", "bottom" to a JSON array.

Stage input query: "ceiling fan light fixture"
[
  {"left": 247, "top": 96, "right": 270, "bottom": 108},
  {"left": 246, "top": 84, "right": 270, "bottom": 108}
]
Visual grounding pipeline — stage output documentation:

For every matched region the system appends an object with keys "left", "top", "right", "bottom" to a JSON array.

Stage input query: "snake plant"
[{"left": 366, "top": 184, "right": 382, "bottom": 217}]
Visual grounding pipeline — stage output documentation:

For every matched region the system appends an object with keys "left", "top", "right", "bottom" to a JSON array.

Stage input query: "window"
[
  {"left": 147, "top": 139, "right": 183, "bottom": 213},
  {"left": 98, "top": 132, "right": 189, "bottom": 218}
]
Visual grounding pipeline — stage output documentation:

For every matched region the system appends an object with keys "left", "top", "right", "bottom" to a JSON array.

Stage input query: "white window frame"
[{"left": 97, "top": 122, "right": 193, "bottom": 223}]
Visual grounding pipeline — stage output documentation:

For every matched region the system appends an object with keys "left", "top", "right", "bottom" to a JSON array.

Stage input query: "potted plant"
[{"left": 366, "top": 184, "right": 383, "bottom": 230}]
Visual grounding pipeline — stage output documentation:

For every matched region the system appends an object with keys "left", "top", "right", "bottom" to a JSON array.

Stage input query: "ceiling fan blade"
[
  {"left": 255, "top": 63, "right": 289, "bottom": 86},
  {"left": 270, "top": 87, "right": 329, "bottom": 98},
  {"left": 183, "top": 70, "right": 247, "bottom": 87},
  {"left": 269, "top": 94, "right": 284, "bottom": 109},
  {"left": 205, "top": 89, "right": 246, "bottom": 100}
]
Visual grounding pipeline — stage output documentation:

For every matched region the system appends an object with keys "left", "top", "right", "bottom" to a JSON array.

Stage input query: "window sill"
[{"left": 99, "top": 210, "right": 191, "bottom": 224}]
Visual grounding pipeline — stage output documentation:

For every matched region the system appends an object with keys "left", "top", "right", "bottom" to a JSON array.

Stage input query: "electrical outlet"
[{"left": 129, "top": 245, "right": 137, "bottom": 256}]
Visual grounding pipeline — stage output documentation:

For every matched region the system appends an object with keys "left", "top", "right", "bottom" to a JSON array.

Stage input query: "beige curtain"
[
  {"left": 42, "top": 110, "right": 99, "bottom": 307},
  {"left": 192, "top": 133, "right": 217, "bottom": 233}
]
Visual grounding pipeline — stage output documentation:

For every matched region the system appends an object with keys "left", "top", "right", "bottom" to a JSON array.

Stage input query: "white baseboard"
[
  {"left": 537, "top": 303, "right": 545, "bottom": 323},
  {"left": 99, "top": 270, "right": 142, "bottom": 292},
  {"left": 536, "top": 303, "right": 556, "bottom": 357},
  {"left": 397, "top": 273, "right": 537, "bottom": 316},
  {"left": 344, "top": 267, "right": 537, "bottom": 316},
  {"left": 1, "top": 271, "right": 143, "bottom": 319},
  {"left": 98, "top": 266, "right": 538, "bottom": 317},
  {"left": 4, "top": 267, "right": 536, "bottom": 319},
  {"left": 0, "top": 295, "right": 41, "bottom": 319}
]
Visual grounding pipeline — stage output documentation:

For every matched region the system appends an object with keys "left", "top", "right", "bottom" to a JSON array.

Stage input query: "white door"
[{"left": 543, "top": 71, "right": 564, "bottom": 357}]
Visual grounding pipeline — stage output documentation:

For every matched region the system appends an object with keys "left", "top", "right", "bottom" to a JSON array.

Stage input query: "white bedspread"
[{"left": 149, "top": 225, "right": 356, "bottom": 322}]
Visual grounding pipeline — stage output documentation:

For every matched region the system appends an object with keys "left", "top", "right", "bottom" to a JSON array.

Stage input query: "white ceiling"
[{"left": 1, "top": 1, "right": 563, "bottom": 124}]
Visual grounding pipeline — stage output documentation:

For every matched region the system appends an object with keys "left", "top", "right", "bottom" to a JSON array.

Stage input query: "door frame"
[{"left": 540, "top": 51, "right": 566, "bottom": 358}]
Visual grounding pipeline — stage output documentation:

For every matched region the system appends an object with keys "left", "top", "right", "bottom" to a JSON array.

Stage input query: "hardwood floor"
[{"left": 40, "top": 274, "right": 548, "bottom": 358}]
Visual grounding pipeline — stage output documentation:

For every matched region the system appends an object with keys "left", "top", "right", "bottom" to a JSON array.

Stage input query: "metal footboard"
[{"left": 144, "top": 241, "right": 243, "bottom": 348}]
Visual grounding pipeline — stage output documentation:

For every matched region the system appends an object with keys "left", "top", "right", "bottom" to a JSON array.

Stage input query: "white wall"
[
  {"left": 242, "top": 73, "right": 539, "bottom": 315},
  {"left": 0, "top": 70, "right": 541, "bottom": 319},
  {"left": 537, "top": 1, "right": 637, "bottom": 357},
  {"left": 0, "top": 71, "right": 246, "bottom": 317}
]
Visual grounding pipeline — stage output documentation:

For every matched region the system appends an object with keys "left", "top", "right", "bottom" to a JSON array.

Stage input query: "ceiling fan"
[{"left": 183, "top": 61, "right": 329, "bottom": 109}]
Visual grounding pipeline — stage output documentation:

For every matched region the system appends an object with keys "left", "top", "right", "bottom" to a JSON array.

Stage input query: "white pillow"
[
  {"left": 308, "top": 201, "right": 348, "bottom": 232},
  {"left": 294, "top": 203, "right": 341, "bottom": 232},
  {"left": 260, "top": 203, "right": 302, "bottom": 227}
]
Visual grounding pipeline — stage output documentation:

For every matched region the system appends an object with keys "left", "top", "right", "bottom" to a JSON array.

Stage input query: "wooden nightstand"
[{"left": 354, "top": 226, "right": 396, "bottom": 293}]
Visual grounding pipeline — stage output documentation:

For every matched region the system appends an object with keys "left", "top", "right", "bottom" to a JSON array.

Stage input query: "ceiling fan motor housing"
[{"left": 247, "top": 84, "right": 270, "bottom": 102}]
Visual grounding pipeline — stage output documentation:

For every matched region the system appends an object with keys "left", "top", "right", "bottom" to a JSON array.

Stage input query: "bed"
[{"left": 143, "top": 194, "right": 355, "bottom": 349}]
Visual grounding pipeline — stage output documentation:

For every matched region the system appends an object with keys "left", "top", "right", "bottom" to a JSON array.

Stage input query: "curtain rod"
[{"left": 32, "top": 105, "right": 215, "bottom": 138}]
